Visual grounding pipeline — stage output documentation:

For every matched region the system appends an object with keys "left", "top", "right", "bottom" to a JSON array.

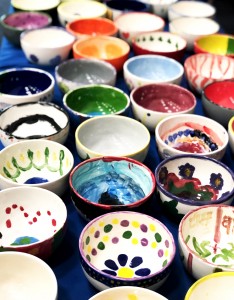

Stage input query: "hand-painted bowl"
[
  {"left": 201, "top": 80, "right": 234, "bottom": 128},
  {"left": 79, "top": 211, "right": 176, "bottom": 290},
  {"left": 0, "top": 186, "right": 67, "bottom": 259},
  {"left": 72, "top": 35, "right": 130, "bottom": 71},
  {"left": 123, "top": 54, "right": 184, "bottom": 91},
  {"left": 184, "top": 53, "right": 234, "bottom": 94},
  {"left": 114, "top": 12, "right": 165, "bottom": 45},
  {"left": 75, "top": 115, "right": 150, "bottom": 162},
  {"left": 228, "top": 116, "right": 234, "bottom": 155},
  {"left": 0, "top": 251, "right": 58, "bottom": 300},
  {"left": 0, "top": 68, "right": 54, "bottom": 110},
  {"left": 0, "top": 101, "right": 70, "bottom": 147},
  {"left": 132, "top": 31, "right": 187, "bottom": 62},
  {"left": 0, "top": 11, "right": 52, "bottom": 47},
  {"left": 155, "top": 114, "right": 229, "bottom": 160},
  {"left": 0, "top": 139, "right": 74, "bottom": 196},
  {"left": 20, "top": 26, "right": 76, "bottom": 66},
  {"left": 155, "top": 155, "right": 234, "bottom": 221},
  {"left": 130, "top": 83, "right": 196, "bottom": 132},
  {"left": 69, "top": 156, "right": 156, "bottom": 221},
  {"left": 179, "top": 205, "right": 234, "bottom": 279}
]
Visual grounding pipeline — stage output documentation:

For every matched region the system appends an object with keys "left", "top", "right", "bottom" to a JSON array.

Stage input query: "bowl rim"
[{"left": 11, "top": 0, "right": 60, "bottom": 11}]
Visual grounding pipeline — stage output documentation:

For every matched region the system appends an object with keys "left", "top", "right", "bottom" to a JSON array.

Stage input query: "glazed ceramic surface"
[
  {"left": 155, "top": 114, "right": 229, "bottom": 160},
  {"left": 123, "top": 54, "right": 184, "bottom": 91},
  {"left": 0, "top": 68, "right": 54, "bottom": 110},
  {"left": 140, "top": 0, "right": 178, "bottom": 18},
  {"left": 69, "top": 156, "right": 155, "bottom": 220},
  {"left": 11, "top": 0, "right": 60, "bottom": 11},
  {"left": 155, "top": 155, "right": 234, "bottom": 220},
  {"left": 0, "top": 101, "right": 70, "bottom": 147},
  {"left": 179, "top": 205, "right": 234, "bottom": 279},
  {"left": 228, "top": 116, "right": 234, "bottom": 155},
  {"left": 79, "top": 211, "right": 176, "bottom": 290},
  {"left": 0, "top": 186, "right": 67, "bottom": 259}
]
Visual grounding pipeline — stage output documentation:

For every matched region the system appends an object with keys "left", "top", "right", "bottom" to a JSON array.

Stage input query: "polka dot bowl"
[{"left": 79, "top": 211, "right": 176, "bottom": 291}]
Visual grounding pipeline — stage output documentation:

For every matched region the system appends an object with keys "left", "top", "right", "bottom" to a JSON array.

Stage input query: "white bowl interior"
[
  {"left": 58, "top": 1, "right": 107, "bottom": 17},
  {"left": 169, "top": 1, "right": 216, "bottom": 18},
  {"left": 12, "top": 0, "right": 60, "bottom": 10}
]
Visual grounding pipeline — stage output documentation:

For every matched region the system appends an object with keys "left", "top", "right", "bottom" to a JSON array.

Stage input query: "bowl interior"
[
  {"left": 169, "top": 1, "right": 215, "bottom": 18},
  {"left": 11, "top": 0, "right": 60, "bottom": 11}
]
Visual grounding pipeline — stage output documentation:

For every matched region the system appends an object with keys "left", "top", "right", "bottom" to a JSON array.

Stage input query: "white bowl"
[{"left": 140, "top": 0, "right": 178, "bottom": 19}]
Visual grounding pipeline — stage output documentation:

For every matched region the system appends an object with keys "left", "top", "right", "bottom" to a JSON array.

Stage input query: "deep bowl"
[
  {"left": 69, "top": 156, "right": 156, "bottom": 221},
  {"left": 79, "top": 211, "right": 176, "bottom": 290}
]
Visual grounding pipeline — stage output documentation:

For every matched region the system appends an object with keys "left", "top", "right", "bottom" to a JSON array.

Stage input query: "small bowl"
[
  {"left": 114, "top": 12, "right": 165, "bottom": 45},
  {"left": 0, "top": 251, "right": 58, "bottom": 299},
  {"left": 0, "top": 139, "right": 74, "bottom": 196},
  {"left": 185, "top": 272, "right": 234, "bottom": 300},
  {"left": 184, "top": 53, "right": 234, "bottom": 94},
  {"left": 155, "top": 114, "right": 229, "bottom": 160},
  {"left": 0, "top": 101, "right": 70, "bottom": 147},
  {"left": 123, "top": 54, "right": 184, "bottom": 91},
  {"left": 130, "top": 83, "right": 196, "bottom": 132},
  {"left": 75, "top": 115, "right": 150, "bottom": 162},
  {"left": 0, "top": 11, "right": 52, "bottom": 47},
  {"left": 79, "top": 211, "right": 176, "bottom": 290},
  {"left": 179, "top": 205, "right": 234, "bottom": 279},
  {"left": 55, "top": 58, "right": 117, "bottom": 94},
  {"left": 202, "top": 80, "right": 234, "bottom": 128},
  {"left": 169, "top": 17, "right": 220, "bottom": 51},
  {"left": 0, "top": 67, "right": 54, "bottom": 110},
  {"left": 72, "top": 35, "right": 130, "bottom": 71},
  {"left": 132, "top": 31, "right": 187, "bottom": 61},
  {"left": 228, "top": 116, "right": 234, "bottom": 155},
  {"left": 69, "top": 156, "right": 156, "bottom": 221},
  {"left": 155, "top": 155, "right": 234, "bottom": 220},
  {"left": 20, "top": 26, "right": 76, "bottom": 66},
  {"left": 194, "top": 33, "right": 234, "bottom": 58},
  {"left": 0, "top": 186, "right": 67, "bottom": 259},
  {"left": 140, "top": 0, "right": 178, "bottom": 19}
]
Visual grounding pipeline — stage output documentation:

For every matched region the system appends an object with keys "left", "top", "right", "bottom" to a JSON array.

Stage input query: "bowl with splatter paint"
[
  {"left": 0, "top": 139, "right": 74, "bottom": 196},
  {"left": 155, "top": 155, "right": 234, "bottom": 221},
  {"left": 179, "top": 205, "right": 234, "bottom": 279},
  {"left": 155, "top": 114, "right": 229, "bottom": 160},
  {"left": 0, "top": 186, "right": 67, "bottom": 259},
  {"left": 69, "top": 156, "right": 156, "bottom": 221},
  {"left": 79, "top": 211, "right": 176, "bottom": 290}
]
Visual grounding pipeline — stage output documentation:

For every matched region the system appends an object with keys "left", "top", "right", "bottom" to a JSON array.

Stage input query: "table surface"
[{"left": 0, "top": 6, "right": 234, "bottom": 300}]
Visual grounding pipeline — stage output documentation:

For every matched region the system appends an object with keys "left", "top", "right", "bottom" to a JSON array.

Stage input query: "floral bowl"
[
  {"left": 79, "top": 211, "right": 176, "bottom": 291},
  {"left": 228, "top": 116, "right": 234, "bottom": 155},
  {"left": 155, "top": 155, "right": 234, "bottom": 220},
  {"left": 0, "top": 186, "right": 67, "bottom": 259}
]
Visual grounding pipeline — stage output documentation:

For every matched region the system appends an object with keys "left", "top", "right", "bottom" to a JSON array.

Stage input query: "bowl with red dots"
[
  {"left": 0, "top": 186, "right": 67, "bottom": 259},
  {"left": 78, "top": 211, "right": 176, "bottom": 291}
]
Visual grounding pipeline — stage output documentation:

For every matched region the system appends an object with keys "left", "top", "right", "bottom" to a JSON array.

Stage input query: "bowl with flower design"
[
  {"left": 155, "top": 155, "right": 234, "bottom": 221},
  {"left": 79, "top": 211, "right": 176, "bottom": 291}
]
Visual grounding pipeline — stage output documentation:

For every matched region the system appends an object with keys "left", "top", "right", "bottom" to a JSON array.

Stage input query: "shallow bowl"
[
  {"left": 0, "top": 186, "right": 67, "bottom": 259},
  {"left": 79, "top": 211, "right": 176, "bottom": 290},
  {"left": 228, "top": 116, "right": 234, "bottom": 155},
  {"left": 75, "top": 115, "right": 150, "bottom": 162},
  {"left": 155, "top": 155, "right": 234, "bottom": 220}
]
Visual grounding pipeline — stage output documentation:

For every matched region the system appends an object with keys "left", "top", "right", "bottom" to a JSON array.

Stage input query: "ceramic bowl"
[
  {"left": 155, "top": 114, "right": 229, "bottom": 160},
  {"left": 169, "top": 17, "right": 220, "bottom": 51},
  {"left": 140, "top": 0, "right": 178, "bottom": 19},
  {"left": 114, "top": 12, "right": 165, "bottom": 45},
  {"left": 0, "top": 251, "right": 58, "bottom": 300},
  {"left": 0, "top": 101, "right": 70, "bottom": 147},
  {"left": 79, "top": 211, "right": 176, "bottom": 290},
  {"left": 202, "top": 80, "right": 234, "bottom": 128},
  {"left": 0, "top": 11, "right": 52, "bottom": 47},
  {"left": 66, "top": 17, "right": 118, "bottom": 39},
  {"left": 75, "top": 115, "right": 150, "bottom": 162},
  {"left": 0, "top": 186, "right": 67, "bottom": 259},
  {"left": 179, "top": 205, "right": 234, "bottom": 279},
  {"left": 0, "top": 67, "right": 54, "bottom": 110},
  {"left": 228, "top": 116, "right": 234, "bottom": 155},
  {"left": 130, "top": 83, "right": 196, "bottom": 132},
  {"left": 185, "top": 272, "right": 234, "bottom": 300},
  {"left": 155, "top": 155, "right": 234, "bottom": 220},
  {"left": 194, "top": 33, "right": 234, "bottom": 59},
  {"left": 20, "top": 26, "right": 76, "bottom": 66},
  {"left": 0, "top": 139, "right": 74, "bottom": 196},
  {"left": 69, "top": 156, "right": 156, "bottom": 221},
  {"left": 72, "top": 36, "right": 130, "bottom": 71},
  {"left": 123, "top": 54, "right": 184, "bottom": 91},
  {"left": 184, "top": 53, "right": 234, "bottom": 94},
  {"left": 57, "top": 0, "right": 108, "bottom": 27},
  {"left": 55, "top": 58, "right": 117, "bottom": 94}
]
